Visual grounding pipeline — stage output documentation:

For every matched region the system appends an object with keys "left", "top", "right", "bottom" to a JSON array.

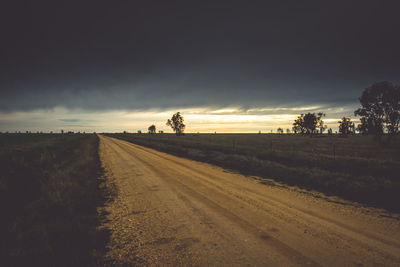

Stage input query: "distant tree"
[
  {"left": 317, "top": 112, "right": 327, "bottom": 134},
  {"left": 277, "top": 128, "right": 284, "bottom": 134},
  {"left": 354, "top": 81, "right": 400, "bottom": 136},
  {"left": 303, "top": 113, "right": 318, "bottom": 134},
  {"left": 350, "top": 122, "right": 355, "bottom": 134},
  {"left": 292, "top": 114, "right": 306, "bottom": 134},
  {"left": 166, "top": 112, "right": 185, "bottom": 136},
  {"left": 286, "top": 128, "right": 291, "bottom": 134},
  {"left": 338, "top": 117, "right": 355, "bottom": 135},
  {"left": 356, "top": 117, "right": 372, "bottom": 135},
  {"left": 327, "top": 128, "right": 333, "bottom": 135},
  {"left": 148, "top": 125, "right": 156, "bottom": 134},
  {"left": 293, "top": 112, "right": 325, "bottom": 135},
  {"left": 158, "top": 130, "right": 164, "bottom": 134},
  {"left": 61, "top": 129, "right": 64, "bottom": 134},
  {"left": 137, "top": 130, "right": 142, "bottom": 134}
]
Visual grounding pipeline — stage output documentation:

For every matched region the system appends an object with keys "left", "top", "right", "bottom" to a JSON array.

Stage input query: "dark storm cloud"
[{"left": 1, "top": 1, "right": 399, "bottom": 112}]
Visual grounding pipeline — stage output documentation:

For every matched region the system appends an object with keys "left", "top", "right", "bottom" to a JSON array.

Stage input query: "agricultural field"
[
  {"left": 0, "top": 133, "right": 111, "bottom": 266},
  {"left": 106, "top": 133, "right": 400, "bottom": 212}
]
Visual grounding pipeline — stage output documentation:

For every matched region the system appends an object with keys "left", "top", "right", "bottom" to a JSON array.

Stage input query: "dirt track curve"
[{"left": 99, "top": 135, "right": 400, "bottom": 266}]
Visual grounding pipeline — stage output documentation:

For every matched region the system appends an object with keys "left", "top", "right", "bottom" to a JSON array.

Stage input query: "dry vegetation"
[
  {"left": 0, "top": 133, "right": 111, "bottom": 266},
  {"left": 2, "top": 132, "right": 398, "bottom": 265},
  {"left": 106, "top": 133, "right": 400, "bottom": 212}
]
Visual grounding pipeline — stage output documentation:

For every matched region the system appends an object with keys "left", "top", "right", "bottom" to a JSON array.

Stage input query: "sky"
[{"left": 1, "top": 1, "right": 399, "bottom": 133}]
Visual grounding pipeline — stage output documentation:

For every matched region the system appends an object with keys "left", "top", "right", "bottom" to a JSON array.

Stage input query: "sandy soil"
[{"left": 99, "top": 135, "right": 400, "bottom": 266}]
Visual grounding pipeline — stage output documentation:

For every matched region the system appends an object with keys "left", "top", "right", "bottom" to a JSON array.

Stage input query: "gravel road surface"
[{"left": 99, "top": 135, "right": 400, "bottom": 266}]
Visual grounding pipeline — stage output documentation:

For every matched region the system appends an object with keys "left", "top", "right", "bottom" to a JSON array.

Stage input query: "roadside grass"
[
  {"left": 0, "top": 134, "right": 112, "bottom": 266},
  {"left": 106, "top": 133, "right": 400, "bottom": 212},
  {"left": 0, "top": 133, "right": 63, "bottom": 148}
]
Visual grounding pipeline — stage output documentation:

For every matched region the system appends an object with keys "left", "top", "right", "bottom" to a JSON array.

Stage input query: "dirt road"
[{"left": 99, "top": 135, "right": 400, "bottom": 266}]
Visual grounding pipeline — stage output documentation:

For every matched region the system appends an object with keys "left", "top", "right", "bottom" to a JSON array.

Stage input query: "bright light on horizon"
[{"left": 0, "top": 105, "right": 359, "bottom": 133}]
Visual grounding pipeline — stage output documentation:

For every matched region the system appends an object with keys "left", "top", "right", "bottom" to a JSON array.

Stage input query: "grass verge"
[{"left": 0, "top": 134, "right": 112, "bottom": 266}]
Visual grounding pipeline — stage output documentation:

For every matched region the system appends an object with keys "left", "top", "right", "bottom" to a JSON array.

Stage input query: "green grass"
[
  {"left": 106, "top": 133, "right": 400, "bottom": 212},
  {"left": 0, "top": 134, "right": 111, "bottom": 266}
]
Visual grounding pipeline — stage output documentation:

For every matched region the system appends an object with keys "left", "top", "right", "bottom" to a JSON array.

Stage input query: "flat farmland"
[
  {"left": 106, "top": 133, "right": 400, "bottom": 212},
  {"left": 2, "top": 132, "right": 399, "bottom": 266}
]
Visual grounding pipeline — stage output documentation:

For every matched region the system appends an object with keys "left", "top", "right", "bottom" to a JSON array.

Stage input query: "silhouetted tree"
[
  {"left": 137, "top": 130, "right": 142, "bottom": 134},
  {"left": 317, "top": 112, "right": 327, "bottom": 134},
  {"left": 303, "top": 113, "right": 317, "bottom": 134},
  {"left": 327, "top": 128, "right": 333, "bottom": 135},
  {"left": 356, "top": 117, "right": 369, "bottom": 135},
  {"left": 354, "top": 81, "right": 400, "bottom": 136},
  {"left": 293, "top": 113, "right": 325, "bottom": 135},
  {"left": 338, "top": 117, "right": 354, "bottom": 135},
  {"left": 292, "top": 114, "right": 306, "bottom": 134},
  {"left": 350, "top": 122, "right": 355, "bottom": 134},
  {"left": 286, "top": 128, "right": 291, "bottom": 134},
  {"left": 166, "top": 112, "right": 185, "bottom": 136},
  {"left": 148, "top": 125, "right": 156, "bottom": 134},
  {"left": 277, "top": 128, "right": 284, "bottom": 134}
]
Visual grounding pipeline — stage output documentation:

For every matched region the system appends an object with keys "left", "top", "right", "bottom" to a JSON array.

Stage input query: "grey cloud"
[
  {"left": 0, "top": 1, "right": 399, "bottom": 113},
  {"left": 0, "top": 69, "right": 377, "bottom": 114}
]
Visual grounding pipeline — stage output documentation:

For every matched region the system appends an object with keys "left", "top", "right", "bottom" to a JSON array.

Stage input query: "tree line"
[
  {"left": 290, "top": 81, "right": 399, "bottom": 137},
  {"left": 139, "top": 81, "right": 399, "bottom": 138}
]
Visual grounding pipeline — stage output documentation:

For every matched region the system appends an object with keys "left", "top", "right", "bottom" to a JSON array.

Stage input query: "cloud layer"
[
  {"left": 0, "top": 1, "right": 399, "bottom": 115},
  {"left": 0, "top": 105, "right": 358, "bottom": 133}
]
